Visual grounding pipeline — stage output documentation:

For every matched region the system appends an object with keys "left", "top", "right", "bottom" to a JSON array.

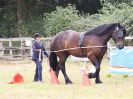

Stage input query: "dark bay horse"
[{"left": 49, "top": 23, "right": 126, "bottom": 84}]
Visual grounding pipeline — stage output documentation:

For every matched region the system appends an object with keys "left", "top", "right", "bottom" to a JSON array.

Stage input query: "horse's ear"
[
  {"left": 117, "top": 23, "right": 120, "bottom": 27},
  {"left": 115, "top": 23, "right": 119, "bottom": 30},
  {"left": 123, "top": 28, "right": 126, "bottom": 36},
  {"left": 118, "top": 23, "right": 127, "bottom": 36}
]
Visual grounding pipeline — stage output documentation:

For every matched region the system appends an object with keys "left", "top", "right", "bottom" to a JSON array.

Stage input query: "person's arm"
[
  {"left": 32, "top": 42, "right": 41, "bottom": 52},
  {"left": 42, "top": 44, "right": 49, "bottom": 57},
  {"left": 41, "top": 44, "right": 50, "bottom": 71}
]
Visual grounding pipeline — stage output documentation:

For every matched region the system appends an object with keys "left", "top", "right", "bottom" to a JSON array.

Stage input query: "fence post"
[
  {"left": 9, "top": 40, "right": 13, "bottom": 56},
  {"left": 30, "top": 38, "right": 33, "bottom": 57},
  {"left": 20, "top": 38, "right": 23, "bottom": 58},
  {"left": 0, "top": 41, "right": 4, "bottom": 58}
]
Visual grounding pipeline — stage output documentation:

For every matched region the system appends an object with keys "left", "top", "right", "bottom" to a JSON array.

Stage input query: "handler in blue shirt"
[{"left": 32, "top": 33, "right": 49, "bottom": 82}]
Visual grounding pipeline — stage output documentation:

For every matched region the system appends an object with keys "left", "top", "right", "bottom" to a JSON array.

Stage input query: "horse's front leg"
[
  {"left": 60, "top": 63, "right": 73, "bottom": 84},
  {"left": 88, "top": 56, "right": 103, "bottom": 84},
  {"left": 95, "top": 57, "right": 103, "bottom": 84},
  {"left": 95, "top": 65, "right": 103, "bottom": 84}
]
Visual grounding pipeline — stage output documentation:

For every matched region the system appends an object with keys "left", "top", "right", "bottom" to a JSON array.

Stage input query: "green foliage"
[
  {"left": 96, "top": 2, "right": 133, "bottom": 35},
  {"left": 0, "top": 0, "right": 133, "bottom": 37},
  {"left": 0, "top": 20, "right": 17, "bottom": 37},
  {"left": 0, "top": 0, "right": 17, "bottom": 37},
  {"left": 71, "top": 1, "right": 133, "bottom": 35},
  {"left": 106, "top": 74, "right": 112, "bottom": 78},
  {"left": 43, "top": 2, "right": 133, "bottom": 36},
  {"left": 43, "top": 5, "right": 81, "bottom": 36},
  {"left": 102, "top": 0, "right": 133, "bottom": 5},
  {"left": 0, "top": 0, "right": 57, "bottom": 37},
  {"left": 18, "top": 17, "right": 44, "bottom": 37},
  {"left": 123, "top": 75, "right": 128, "bottom": 78}
]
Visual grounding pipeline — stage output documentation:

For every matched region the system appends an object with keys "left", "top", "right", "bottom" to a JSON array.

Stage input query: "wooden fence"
[
  {"left": 0, "top": 37, "right": 52, "bottom": 60},
  {"left": 1, "top": 36, "right": 132, "bottom": 60}
]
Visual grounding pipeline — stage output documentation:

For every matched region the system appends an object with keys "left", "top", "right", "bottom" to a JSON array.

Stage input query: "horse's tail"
[{"left": 49, "top": 52, "right": 58, "bottom": 71}]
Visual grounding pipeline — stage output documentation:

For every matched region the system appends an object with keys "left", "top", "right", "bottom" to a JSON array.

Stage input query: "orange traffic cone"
[
  {"left": 81, "top": 66, "right": 91, "bottom": 86},
  {"left": 82, "top": 73, "right": 91, "bottom": 86},
  {"left": 8, "top": 73, "right": 24, "bottom": 84},
  {"left": 50, "top": 68, "right": 60, "bottom": 84}
]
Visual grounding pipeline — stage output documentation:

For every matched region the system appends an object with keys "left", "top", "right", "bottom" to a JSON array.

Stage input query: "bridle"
[{"left": 112, "top": 26, "right": 124, "bottom": 41}]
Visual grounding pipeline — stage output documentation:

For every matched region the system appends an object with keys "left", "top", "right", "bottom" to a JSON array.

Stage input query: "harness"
[
  {"left": 79, "top": 32, "right": 86, "bottom": 47},
  {"left": 79, "top": 32, "right": 86, "bottom": 57}
]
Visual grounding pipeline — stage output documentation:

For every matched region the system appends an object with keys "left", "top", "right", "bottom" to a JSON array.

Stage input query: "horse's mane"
[{"left": 85, "top": 23, "right": 117, "bottom": 36}]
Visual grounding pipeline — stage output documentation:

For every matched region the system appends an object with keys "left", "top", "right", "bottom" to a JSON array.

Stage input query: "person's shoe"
[
  {"left": 33, "top": 80, "right": 38, "bottom": 82},
  {"left": 38, "top": 81, "right": 44, "bottom": 83}
]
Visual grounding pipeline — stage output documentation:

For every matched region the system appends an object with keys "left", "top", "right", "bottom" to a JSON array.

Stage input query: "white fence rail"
[{"left": 0, "top": 37, "right": 52, "bottom": 60}]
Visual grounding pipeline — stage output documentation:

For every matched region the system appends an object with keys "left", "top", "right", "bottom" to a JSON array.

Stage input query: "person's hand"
[
  {"left": 39, "top": 49, "right": 41, "bottom": 52},
  {"left": 34, "top": 49, "right": 41, "bottom": 52}
]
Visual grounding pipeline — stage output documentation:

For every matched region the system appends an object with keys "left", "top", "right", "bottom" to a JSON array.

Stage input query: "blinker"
[{"left": 117, "top": 30, "right": 123, "bottom": 37}]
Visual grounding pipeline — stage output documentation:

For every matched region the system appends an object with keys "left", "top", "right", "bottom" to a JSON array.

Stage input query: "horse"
[{"left": 49, "top": 23, "right": 126, "bottom": 84}]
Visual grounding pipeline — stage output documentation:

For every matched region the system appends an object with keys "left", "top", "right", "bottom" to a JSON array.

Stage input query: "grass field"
[{"left": 0, "top": 58, "right": 133, "bottom": 99}]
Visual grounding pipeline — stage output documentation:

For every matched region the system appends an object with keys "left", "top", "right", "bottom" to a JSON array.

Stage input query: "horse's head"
[{"left": 112, "top": 23, "right": 126, "bottom": 50}]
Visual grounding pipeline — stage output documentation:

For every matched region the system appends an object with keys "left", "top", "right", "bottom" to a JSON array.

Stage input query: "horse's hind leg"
[
  {"left": 58, "top": 53, "right": 73, "bottom": 84},
  {"left": 60, "top": 62, "right": 73, "bottom": 84},
  {"left": 55, "top": 62, "right": 63, "bottom": 78},
  {"left": 55, "top": 68, "right": 59, "bottom": 78}
]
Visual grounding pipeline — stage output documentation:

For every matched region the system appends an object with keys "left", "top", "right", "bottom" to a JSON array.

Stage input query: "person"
[{"left": 32, "top": 33, "right": 49, "bottom": 82}]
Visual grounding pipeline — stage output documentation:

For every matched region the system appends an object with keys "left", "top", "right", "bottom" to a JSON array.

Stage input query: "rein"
[{"left": 45, "top": 45, "right": 107, "bottom": 53}]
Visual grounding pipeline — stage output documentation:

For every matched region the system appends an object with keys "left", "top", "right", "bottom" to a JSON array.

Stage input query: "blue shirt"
[{"left": 32, "top": 41, "right": 48, "bottom": 61}]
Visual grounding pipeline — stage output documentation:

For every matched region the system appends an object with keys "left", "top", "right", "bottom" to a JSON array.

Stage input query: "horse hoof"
[
  {"left": 88, "top": 73, "right": 95, "bottom": 79},
  {"left": 95, "top": 80, "right": 103, "bottom": 84},
  {"left": 66, "top": 80, "right": 73, "bottom": 85}
]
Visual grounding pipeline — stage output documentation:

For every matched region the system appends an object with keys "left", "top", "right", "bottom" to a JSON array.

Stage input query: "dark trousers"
[{"left": 34, "top": 60, "right": 43, "bottom": 81}]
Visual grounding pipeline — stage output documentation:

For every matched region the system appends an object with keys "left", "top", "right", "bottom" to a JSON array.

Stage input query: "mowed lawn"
[{"left": 0, "top": 58, "right": 133, "bottom": 99}]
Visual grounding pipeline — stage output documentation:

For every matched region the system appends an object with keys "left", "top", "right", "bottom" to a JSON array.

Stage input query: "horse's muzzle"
[
  {"left": 117, "top": 37, "right": 125, "bottom": 50},
  {"left": 117, "top": 44, "right": 124, "bottom": 50}
]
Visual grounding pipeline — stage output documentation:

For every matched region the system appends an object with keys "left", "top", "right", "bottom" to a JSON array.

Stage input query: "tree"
[
  {"left": 0, "top": 0, "right": 133, "bottom": 37},
  {"left": 54, "top": 0, "right": 102, "bottom": 14},
  {"left": 43, "top": 5, "right": 81, "bottom": 36}
]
